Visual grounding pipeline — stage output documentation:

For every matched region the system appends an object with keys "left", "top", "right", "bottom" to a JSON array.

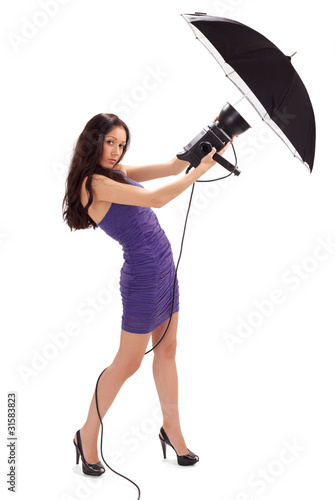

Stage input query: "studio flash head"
[{"left": 176, "top": 102, "right": 251, "bottom": 175}]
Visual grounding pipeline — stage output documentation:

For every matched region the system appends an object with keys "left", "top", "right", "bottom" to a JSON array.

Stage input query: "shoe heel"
[
  {"left": 159, "top": 427, "right": 199, "bottom": 466},
  {"left": 159, "top": 435, "right": 166, "bottom": 459},
  {"left": 74, "top": 441, "right": 80, "bottom": 464},
  {"left": 73, "top": 430, "right": 105, "bottom": 476}
]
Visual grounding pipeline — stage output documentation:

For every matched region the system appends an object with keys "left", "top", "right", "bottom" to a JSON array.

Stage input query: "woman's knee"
[
  {"left": 125, "top": 359, "right": 143, "bottom": 377},
  {"left": 114, "top": 354, "right": 143, "bottom": 377},
  {"left": 153, "top": 337, "right": 177, "bottom": 360}
]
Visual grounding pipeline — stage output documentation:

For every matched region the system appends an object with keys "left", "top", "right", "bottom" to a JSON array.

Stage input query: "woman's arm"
[
  {"left": 121, "top": 141, "right": 232, "bottom": 182},
  {"left": 93, "top": 147, "right": 220, "bottom": 209},
  {"left": 120, "top": 157, "right": 189, "bottom": 183}
]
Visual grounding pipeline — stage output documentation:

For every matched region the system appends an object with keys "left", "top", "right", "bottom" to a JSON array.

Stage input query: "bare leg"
[
  {"left": 152, "top": 312, "right": 194, "bottom": 456},
  {"left": 74, "top": 329, "right": 152, "bottom": 470}
]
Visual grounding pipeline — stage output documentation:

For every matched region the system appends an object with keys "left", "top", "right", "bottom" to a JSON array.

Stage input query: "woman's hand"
[
  {"left": 200, "top": 137, "right": 235, "bottom": 172},
  {"left": 217, "top": 136, "right": 234, "bottom": 155},
  {"left": 199, "top": 147, "right": 218, "bottom": 171},
  {"left": 200, "top": 136, "right": 238, "bottom": 171}
]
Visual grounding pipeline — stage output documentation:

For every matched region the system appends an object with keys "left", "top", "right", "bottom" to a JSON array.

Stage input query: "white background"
[{"left": 1, "top": 0, "right": 334, "bottom": 499}]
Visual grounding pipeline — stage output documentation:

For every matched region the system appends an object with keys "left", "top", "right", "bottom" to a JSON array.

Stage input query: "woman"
[{"left": 62, "top": 113, "right": 231, "bottom": 476}]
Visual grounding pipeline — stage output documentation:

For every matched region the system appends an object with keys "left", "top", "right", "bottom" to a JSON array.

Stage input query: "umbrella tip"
[{"left": 289, "top": 51, "right": 297, "bottom": 59}]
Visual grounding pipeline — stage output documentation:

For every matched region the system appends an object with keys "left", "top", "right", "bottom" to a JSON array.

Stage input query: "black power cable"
[
  {"left": 92, "top": 142, "right": 237, "bottom": 499},
  {"left": 145, "top": 142, "right": 237, "bottom": 354}
]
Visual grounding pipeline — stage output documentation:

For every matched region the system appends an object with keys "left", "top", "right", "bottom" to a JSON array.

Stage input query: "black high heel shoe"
[
  {"left": 159, "top": 427, "right": 199, "bottom": 466},
  {"left": 73, "top": 429, "right": 105, "bottom": 476}
]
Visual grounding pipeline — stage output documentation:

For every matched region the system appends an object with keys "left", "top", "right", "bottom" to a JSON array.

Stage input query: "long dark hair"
[{"left": 62, "top": 113, "right": 132, "bottom": 231}]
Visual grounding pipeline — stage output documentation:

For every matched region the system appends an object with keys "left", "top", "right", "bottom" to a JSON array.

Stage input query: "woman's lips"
[{"left": 108, "top": 159, "right": 116, "bottom": 163}]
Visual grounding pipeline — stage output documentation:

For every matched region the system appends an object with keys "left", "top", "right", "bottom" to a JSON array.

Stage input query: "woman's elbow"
[
  {"left": 151, "top": 194, "right": 166, "bottom": 209},
  {"left": 153, "top": 199, "right": 164, "bottom": 209}
]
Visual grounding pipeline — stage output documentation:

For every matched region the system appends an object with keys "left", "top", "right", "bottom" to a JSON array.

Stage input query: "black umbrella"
[{"left": 181, "top": 12, "right": 316, "bottom": 171}]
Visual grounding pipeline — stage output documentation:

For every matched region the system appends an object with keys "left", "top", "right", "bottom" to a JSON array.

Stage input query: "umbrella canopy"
[{"left": 181, "top": 13, "right": 316, "bottom": 172}]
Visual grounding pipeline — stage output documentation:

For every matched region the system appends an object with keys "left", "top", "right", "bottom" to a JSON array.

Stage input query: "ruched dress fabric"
[{"left": 97, "top": 170, "right": 179, "bottom": 334}]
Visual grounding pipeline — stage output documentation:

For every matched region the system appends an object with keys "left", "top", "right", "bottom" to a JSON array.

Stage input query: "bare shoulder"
[
  {"left": 81, "top": 166, "right": 130, "bottom": 202},
  {"left": 117, "top": 164, "right": 128, "bottom": 175},
  {"left": 80, "top": 175, "right": 113, "bottom": 224},
  {"left": 80, "top": 174, "right": 111, "bottom": 203},
  {"left": 90, "top": 164, "right": 128, "bottom": 184}
]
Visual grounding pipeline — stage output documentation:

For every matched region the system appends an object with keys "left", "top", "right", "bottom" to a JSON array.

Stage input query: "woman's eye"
[{"left": 107, "top": 141, "right": 125, "bottom": 148}]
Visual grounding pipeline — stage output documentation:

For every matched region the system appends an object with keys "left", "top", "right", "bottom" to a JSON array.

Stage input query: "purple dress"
[{"left": 97, "top": 170, "right": 179, "bottom": 334}]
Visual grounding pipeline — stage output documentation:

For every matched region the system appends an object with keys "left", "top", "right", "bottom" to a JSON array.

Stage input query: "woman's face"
[{"left": 99, "top": 126, "right": 127, "bottom": 168}]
